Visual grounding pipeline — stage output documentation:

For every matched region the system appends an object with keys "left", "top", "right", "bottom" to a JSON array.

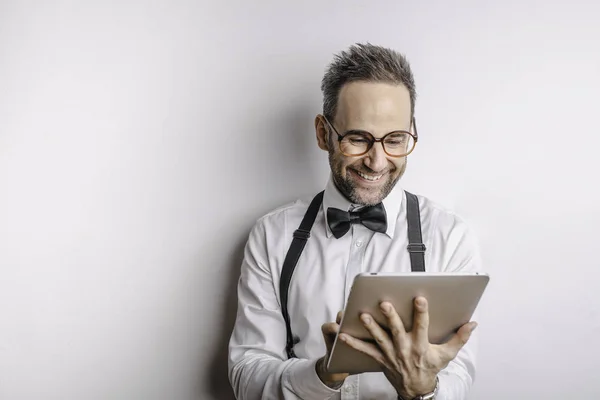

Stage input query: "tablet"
[{"left": 326, "top": 272, "right": 489, "bottom": 374}]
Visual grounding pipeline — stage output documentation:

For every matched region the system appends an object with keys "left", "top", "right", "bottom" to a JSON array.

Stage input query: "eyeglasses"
[{"left": 324, "top": 116, "right": 418, "bottom": 158}]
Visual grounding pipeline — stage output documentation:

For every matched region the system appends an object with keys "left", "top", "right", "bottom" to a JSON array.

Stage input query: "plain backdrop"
[{"left": 1, "top": 1, "right": 599, "bottom": 399}]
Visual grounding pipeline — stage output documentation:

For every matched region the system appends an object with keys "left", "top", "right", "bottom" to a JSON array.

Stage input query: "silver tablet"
[{"left": 327, "top": 272, "right": 490, "bottom": 374}]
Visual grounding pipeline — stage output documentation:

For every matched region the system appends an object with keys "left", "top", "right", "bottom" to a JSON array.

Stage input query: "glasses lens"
[
  {"left": 340, "top": 133, "right": 371, "bottom": 155},
  {"left": 383, "top": 132, "right": 415, "bottom": 156}
]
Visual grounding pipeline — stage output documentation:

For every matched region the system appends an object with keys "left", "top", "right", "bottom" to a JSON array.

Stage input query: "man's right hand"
[{"left": 316, "top": 311, "right": 349, "bottom": 388}]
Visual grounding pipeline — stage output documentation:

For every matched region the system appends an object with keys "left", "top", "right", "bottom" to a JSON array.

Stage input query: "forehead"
[{"left": 336, "top": 81, "right": 411, "bottom": 133}]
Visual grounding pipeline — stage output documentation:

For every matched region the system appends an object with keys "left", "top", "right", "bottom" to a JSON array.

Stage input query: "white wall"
[{"left": 1, "top": 1, "right": 599, "bottom": 399}]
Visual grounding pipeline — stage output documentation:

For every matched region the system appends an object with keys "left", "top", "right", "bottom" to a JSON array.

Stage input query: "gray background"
[{"left": 1, "top": 0, "right": 599, "bottom": 399}]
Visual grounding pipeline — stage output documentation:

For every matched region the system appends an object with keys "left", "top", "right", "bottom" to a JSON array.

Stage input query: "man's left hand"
[{"left": 338, "top": 297, "right": 477, "bottom": 399}]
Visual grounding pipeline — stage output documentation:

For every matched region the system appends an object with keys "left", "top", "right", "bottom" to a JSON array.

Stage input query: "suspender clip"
[
  {"left": 293, "top": 229, "right": 311, "bottom": 240},
  {"left": 407, "top": 243, "right": 426, "bottom": 253}
]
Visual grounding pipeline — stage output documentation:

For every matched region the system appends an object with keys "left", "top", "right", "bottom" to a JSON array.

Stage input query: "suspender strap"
[
  {"left": 405, "top": 191, "right": 426, "bottom": 272},
  {"left": 280, "top": 190, "right": 324, "bottom": 359}
]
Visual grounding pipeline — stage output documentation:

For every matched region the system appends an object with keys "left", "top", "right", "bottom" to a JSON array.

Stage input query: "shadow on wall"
[
  {"left": 200, "top": 98, "right": 323, "bottom": 400},
  {"left": 201, "top": 233, "right": 246, "bottom": 400}
]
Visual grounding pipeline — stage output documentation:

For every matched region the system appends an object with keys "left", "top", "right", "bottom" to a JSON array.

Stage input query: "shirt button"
[{"left": 355, "top": 241, "right": 363, "bottom": 247}]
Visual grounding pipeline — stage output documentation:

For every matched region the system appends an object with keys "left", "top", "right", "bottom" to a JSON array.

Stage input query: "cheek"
[
  {"left": 334, "top": 153, "right": 356, "bottom": 171},
  {"left": 344, "top": 157, "right": 366, "bottom": 173},
  {"left": 390, "top": 158, "right": 406, "bottom": 174}
]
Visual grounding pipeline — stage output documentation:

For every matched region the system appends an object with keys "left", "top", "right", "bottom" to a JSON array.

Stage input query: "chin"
[{"left": 353, "top": 189, "right": 385, "bottom": 206}]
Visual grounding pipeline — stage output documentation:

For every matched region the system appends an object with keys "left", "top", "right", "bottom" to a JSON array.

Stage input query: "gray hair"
[{"left": 321, "top": 43, "right": 416, "bottom": 120}]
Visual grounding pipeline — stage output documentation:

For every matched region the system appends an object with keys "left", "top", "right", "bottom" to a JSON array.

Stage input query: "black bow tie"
[{"left": 327, "top": 203, "right": 387, "bottom": 239}]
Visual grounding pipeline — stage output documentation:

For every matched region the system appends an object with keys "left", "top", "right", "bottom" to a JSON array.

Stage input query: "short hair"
[{"left": 321, "top": 43, "right": 416, "bottom": 120}]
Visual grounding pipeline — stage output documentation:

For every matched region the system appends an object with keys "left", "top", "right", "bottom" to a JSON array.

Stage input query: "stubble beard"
[{"left": 328, "top": 149, "right": 406, "bottom": 206}]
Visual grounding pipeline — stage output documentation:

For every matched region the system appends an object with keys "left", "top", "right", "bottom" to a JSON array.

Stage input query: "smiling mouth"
[{"left": 354, "top": 170, "right": 384, "bottom": 182}]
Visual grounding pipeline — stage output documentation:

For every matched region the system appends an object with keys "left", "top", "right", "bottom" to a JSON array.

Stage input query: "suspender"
[
  {"left": 279, "top": 190, "right": 425, "bottom": 359},
  {"left": 279, "top": 190, "right": 324, "bottom": 359},
  {"left": 406, "top": 191, "right": 426, "bottom": 272}
]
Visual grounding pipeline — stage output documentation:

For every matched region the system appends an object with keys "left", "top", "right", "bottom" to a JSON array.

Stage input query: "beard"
[{"left": 328, "top": 148, "right": 406, "bottom": 206}]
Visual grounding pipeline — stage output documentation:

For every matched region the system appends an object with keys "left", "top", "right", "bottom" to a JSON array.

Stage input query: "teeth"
[{"left": 357, "top": 171, "right": 383, "bottom": 181}]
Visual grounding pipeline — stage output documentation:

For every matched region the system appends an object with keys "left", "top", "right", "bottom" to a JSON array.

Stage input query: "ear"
[
  {"left": 411, "top": 116, "right": 418, "bottom": 138},
  {"left": 315, "top": 114, "right": 329, "bottom": 151}
]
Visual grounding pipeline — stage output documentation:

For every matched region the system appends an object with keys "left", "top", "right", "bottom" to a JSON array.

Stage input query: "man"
[{"left": 228, "top": 43, "right": 481, "bottom": 400}]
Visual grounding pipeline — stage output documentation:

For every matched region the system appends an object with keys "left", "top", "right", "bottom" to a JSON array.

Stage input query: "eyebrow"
[{"left": 342, "top": 128, "right": 410, "bottom": 136}]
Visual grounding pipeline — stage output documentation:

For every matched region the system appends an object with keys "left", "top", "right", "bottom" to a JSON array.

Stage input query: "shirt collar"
[{"left": 322, "top": 174, "right": 404, "bottom": 239}]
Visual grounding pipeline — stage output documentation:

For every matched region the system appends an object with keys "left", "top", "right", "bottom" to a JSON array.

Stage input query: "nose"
[{"left": 363, "top": 142, "right": 387, "bottom": 172}]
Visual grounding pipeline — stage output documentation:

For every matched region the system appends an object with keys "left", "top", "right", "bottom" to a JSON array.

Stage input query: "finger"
[
  {"left": 338, "top": 333, "right": 390, "bottom": 368},
  {"left": 321, "top": 322, "right": 339, "bottom": 335},
  {"left": 360, "top": 313, "right": 397, "bottom": 365},
  {"left": 412, "top": 297, "right": 430, "bottom": 349},
  {"left": 321, "top": 322, "right": 340, "bottom": 352},
  {"left": 336, "top": 310, "right": 343, "bottom": 325},
  {"left": 441, "top": 321, "right": 478, "bottom": 361},
  {"left": 380, "top": 302, "right": 407, "bottom": 350}
]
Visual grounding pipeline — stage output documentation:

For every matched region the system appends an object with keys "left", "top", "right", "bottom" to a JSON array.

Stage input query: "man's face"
[{"left": 316, "top": 81, "right": 412, "bottom": 206}]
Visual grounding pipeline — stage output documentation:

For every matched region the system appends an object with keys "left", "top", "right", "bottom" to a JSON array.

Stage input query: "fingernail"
[
  {"left": 361, "top": 314, "right": 371, "bottom": 324},
  {"left": 380, "top": 302, "right": 391, "bottom": 312},
  {"left": 339, "top": 334, "right": 347, "bottom": 342}
]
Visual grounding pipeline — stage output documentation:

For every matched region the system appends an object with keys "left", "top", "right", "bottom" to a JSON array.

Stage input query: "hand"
[
  {"left": 338, "top": 297, "right": 477, "bottom": 399},
  {"left": 316, "top": 311, "right": 348, "bottom": 388}
]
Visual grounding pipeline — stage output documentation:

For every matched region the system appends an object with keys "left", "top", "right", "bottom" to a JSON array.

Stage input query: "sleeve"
[
  {"left": 227, "top": 218, "right": 340, "bottom": 400},
  {"left": 432, "top": 214, "right": 484, "bottom": 400}
]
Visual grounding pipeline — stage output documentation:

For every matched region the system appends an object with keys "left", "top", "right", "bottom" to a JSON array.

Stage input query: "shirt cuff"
[
  {"left": 434, "top": 370, "right": 469, "bottom": 400},
  {"left": 283, "top": 358, "right": 341, "bottom": 399}
]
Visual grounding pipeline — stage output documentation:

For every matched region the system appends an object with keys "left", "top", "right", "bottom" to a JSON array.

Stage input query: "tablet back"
[{"left": 327, "top": 272, "right": 489, "bottom": 374}]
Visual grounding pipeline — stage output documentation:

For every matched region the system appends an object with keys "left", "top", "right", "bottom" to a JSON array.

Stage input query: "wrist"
[
  {"left": 315, "top": 357, "right": 344, "bottom": 389},
  {"left": 397, "top": 376, "right": 439, "bottom": 400}
]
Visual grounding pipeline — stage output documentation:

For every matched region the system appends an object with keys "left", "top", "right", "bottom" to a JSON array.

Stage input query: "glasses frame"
[{"left": 323, "top": 116, "right": 419, "bottom": 158}]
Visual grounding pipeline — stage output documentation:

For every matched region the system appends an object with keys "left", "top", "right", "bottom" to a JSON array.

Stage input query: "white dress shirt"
[{"left": 228, "top": 176, "right": 482, "bottom": 400}]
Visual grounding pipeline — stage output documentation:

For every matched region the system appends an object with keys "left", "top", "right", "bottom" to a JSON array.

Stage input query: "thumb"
[
  {"left": 321, "top": 322, "right": 340, "bottom": 353},
  {"left": 442, "top": 321, "right": 477, "bottom": 361}
]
